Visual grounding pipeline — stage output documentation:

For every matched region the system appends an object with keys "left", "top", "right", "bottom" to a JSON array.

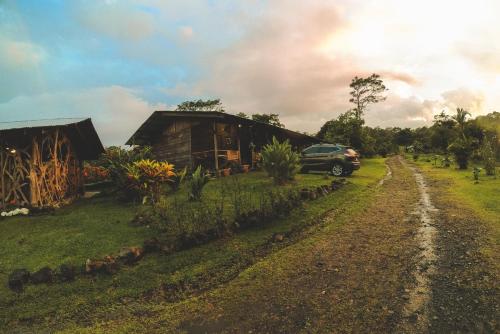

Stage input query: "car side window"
[
  {"left": 318, "top": 147, "right": 334, "bottom": 153},
  {"left": 303, "top": 147, "right": 320, "bottom": 154}
]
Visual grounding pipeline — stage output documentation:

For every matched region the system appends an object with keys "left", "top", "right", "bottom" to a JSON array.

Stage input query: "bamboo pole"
[{"left": 213, "top": 121, "right": 219, "bottom": 171}]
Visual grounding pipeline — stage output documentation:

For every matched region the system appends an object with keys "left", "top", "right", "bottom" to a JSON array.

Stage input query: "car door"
[
  {"left": 301, "top": 146, "right": 321, "bottom": 168},
  {"left": 317, "top": 146, "right": 337, "bottom": 169}
]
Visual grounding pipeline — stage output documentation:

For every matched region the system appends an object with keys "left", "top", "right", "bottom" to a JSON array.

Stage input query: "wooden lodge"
[
  {"left": 0, "top": 118, "right": 104, "bottom": 210},
  {"left": 126, "top": 111, "right": 320, "bottom": 170}
]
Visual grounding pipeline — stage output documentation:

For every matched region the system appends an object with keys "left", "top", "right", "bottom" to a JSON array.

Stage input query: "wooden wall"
[
  {"left": 0, "top": 129, "right": 83, "bottom": 210},
  {"left": 153, "top": 121, "right": 192, "bottom": 169}
]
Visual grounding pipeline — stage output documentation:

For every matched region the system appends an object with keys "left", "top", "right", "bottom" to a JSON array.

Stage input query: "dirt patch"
[
  {"left": 421, "top": 174, "right": 499, "bottom": 333},
  {"left": 396, "top": 158, "right": 439, "bottom": 333}
]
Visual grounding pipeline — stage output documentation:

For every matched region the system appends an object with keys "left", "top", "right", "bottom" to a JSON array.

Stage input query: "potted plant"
[{"left": 222, "top": 168, "right": 231, "bottom": 177}]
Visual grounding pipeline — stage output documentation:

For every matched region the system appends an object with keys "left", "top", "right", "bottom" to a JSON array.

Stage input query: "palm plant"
[
  {"left": 452, "top": 108, "right": 471, "bottom": 139},
  {"left": 188, "top": 166, "right": 210, "bottom": 201},
  {"left": 261, "top": 137, "right": 300, "bottom": 185}
]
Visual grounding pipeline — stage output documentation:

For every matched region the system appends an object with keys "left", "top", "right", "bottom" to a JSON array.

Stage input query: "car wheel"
[{"left": 331, "top": 163, "right": 344, "bottom": 176}]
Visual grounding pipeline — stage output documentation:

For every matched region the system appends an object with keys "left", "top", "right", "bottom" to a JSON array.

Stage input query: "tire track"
[{"left": 397, "top": 157, "right": 439, "bottom": 333}]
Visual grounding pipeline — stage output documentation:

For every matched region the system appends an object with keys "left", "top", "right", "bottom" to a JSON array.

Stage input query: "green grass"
[
  {"left": 410, "top": 153, "right": 499, "bottom": 246},
  {"left": 0, "top": 159, "right": 387, "bottom": 332}
]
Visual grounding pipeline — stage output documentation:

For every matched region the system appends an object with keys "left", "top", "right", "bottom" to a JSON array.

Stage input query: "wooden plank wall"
[{"left": 153, "top": 121, "right": 192, "bottom": 169}]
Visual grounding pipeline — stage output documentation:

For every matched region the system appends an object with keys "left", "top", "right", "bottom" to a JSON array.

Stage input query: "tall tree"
[
  {"left": 175, "top": 99, "right": 225, "bottom": 112},
  {"left": 251, "top": 113, "right": 284, "bottom": 128},
  {"left": 349, "top": 74, "right": 388, "bottom": 120},
  {"left": 452, "top": 108, "right": 471, "bottom": 139}
]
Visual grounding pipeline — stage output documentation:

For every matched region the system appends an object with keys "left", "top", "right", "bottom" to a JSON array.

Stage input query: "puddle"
[
  {"left": 398, "top": 158, "right": 438, "bottom": 333},
  {"left": 378, "top": 162, "right": 393, "bottom": 186}
]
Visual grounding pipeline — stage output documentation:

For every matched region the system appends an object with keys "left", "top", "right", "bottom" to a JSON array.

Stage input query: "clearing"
[{"left": 0, "top": 157, "right": 498, "bottom": 333}]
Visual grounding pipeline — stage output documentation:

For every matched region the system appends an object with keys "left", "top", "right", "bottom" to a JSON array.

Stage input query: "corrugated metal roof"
[{"left": 0, "top": 118, "right": 88, "bottom": 131}]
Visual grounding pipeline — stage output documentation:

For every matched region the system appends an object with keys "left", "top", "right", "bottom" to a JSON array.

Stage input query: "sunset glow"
[{"left": 1, "top": 0, "right": 499, "bottom": 144}]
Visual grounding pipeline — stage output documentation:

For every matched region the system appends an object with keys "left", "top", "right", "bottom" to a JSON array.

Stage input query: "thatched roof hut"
[{"left": 0, "top": 118, "right": 104, "bottom": 210}]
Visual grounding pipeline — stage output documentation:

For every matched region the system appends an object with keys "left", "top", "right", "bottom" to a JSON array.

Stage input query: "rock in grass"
[
  {"left": 30, "top": 266, "right": 53, "bottom": 284},
  {"left": 273, "top": 233, "right": 285, "bottom": 242},
  {"left": 143, "top": 238, "right": 161, "bottom": 253},
  {"left": 58, "top": 264, "right": 76, "bottom": 282},
  {"left": 300, "top": 189, "right": 311, "bottom": 200},
  {"left": 103, "top": 256, "right": 119, "bottom": 274},
  {"left": 85, "top": 259, "right": 105, "bottom": 274},
  {"left": 8, "top": 269, "right": 30, "bottom": 292},
  {"left": 118, "top": 247, "right": 144, "bottom": 264}
]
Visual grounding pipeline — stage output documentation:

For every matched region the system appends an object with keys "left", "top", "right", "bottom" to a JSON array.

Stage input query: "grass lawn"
[
  {"left": 409, "top": 154, "right": 499, "bottom": 251},
  {"left": 0, "top": 158, "right": 386, "bottom": 332}
]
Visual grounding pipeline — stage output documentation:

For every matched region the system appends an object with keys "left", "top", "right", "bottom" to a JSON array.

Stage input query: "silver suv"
[{"left": 300, "top": 144, "right": 360, "bottom": 176}]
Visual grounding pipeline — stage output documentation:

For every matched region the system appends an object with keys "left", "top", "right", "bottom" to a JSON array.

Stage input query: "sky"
[{"left": 1, "top": 0, "right": 499, "bottom": 145}]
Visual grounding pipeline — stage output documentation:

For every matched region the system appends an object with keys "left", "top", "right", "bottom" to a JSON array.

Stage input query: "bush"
[
  {"left": 481, "top": 138, "right": 496, "bottom": 176},
  {"left": 170, "top": 167, "right": 187, "bottom": 191},
  {"left": 261, "top": 137, "right": 300, "bottom": 185},
  {"left": 96, "top": 146, "right": 153, "bottom": 199},
  {"left": 448, "top": 139, "right": 472, "bottom": 169},
  {"left": 83, "top": 165, "right": 109, "bottom": 184},
  {"left": 188, "top": 166, "right": 210, "bottom": 201},
  {"left": 126, "top": 159, "right": 175, "bottom": 204}
]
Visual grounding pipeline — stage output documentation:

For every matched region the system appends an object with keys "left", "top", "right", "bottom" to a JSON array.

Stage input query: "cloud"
[
  {"left": 0, "top": 86, "right": 166, "bottom": 146},
  {"left": 178, "top": 26, "right": 194, "bottom": 41},
  {"left": 0, "top": 37, "right": 46, "bottom": 68},
  {"left": 441, "top": 88, "right": 485, "bottom": 114},
  {"left": 76, "top": 2, "right": 155, "bottom": 41}
]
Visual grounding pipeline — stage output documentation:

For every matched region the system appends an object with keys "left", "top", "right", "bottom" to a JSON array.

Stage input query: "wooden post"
[
  {"left": 237, "top": 125, "right": 242, "bottom": 164},
  {"left": 213, "top": 122, "right": 219, "bottom": 171}
]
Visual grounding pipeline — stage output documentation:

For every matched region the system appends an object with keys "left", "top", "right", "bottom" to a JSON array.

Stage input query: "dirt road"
[{"left": 173, "top": 156, "right": 498, "bottom": 333}]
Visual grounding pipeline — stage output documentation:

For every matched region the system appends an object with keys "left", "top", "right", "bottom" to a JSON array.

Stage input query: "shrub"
[
  {"left": 448, "top": 139, "right": 472, "bottom": 169},
  {"left": 126, "top": 159, "right": 175, "bottom": 204},
  {"left": 96, "top": 146, "right": 153, "bottom": 199},
  {"left": 261, "top": 137, "right": 300, "bottom": 185},
  {"left": 188, "top": 166, "right": 210, "bottom": 201},
  {"left": 481, "top": 138, "right": 496, "bottom": 176},
  {"left": 83, "top": 165, "right": 109, "bottom": 184},
  {"left": 170, "top": 167, "right": 187, "bottom": 191}
]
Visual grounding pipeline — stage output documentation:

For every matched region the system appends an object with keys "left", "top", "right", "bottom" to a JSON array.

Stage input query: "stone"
[
  {"left": 300, "top": 189, "right": 311, "bottom": 200},
  {"left": 143, "top": 238, "right": 161, "bottom": 253},
  {"left": 118, "top": 247, "right": 144, "bottom": 264},
  {"left": 58, "top": 264, "right": 76, "bottom": 282},
  {"left": 273, "top": 233, "right": 285, "bottom": 242},
  {"left": 8, "top": 269, "right": 30, "bottom": 292},
  {"left": 85, "top": 259, "right": 105, "bottom": 274},
  {"left": 103, "top": 256, "right": 119, "bottom": 274},
  {"left": 30, "top": 266, "right": 53, "bottom": 284}
]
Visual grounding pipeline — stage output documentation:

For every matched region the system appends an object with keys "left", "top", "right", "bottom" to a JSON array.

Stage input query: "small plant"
[
  {"left": 170, "top": 167, "right": 187, "bottom": 191},
  {"left": 261, "top": 137, "right": 300, "bottom": 185},
  {"left": 188, "top": 166, "right": 210, "bottom": 201},
  {"left": 442, "top": 154, "right": 451, "bottom": 168},
  {"left": 432, "top": 155, "right": 439, "bottom": 166},
  {"left": 412, "top": 153, "right": 419, "bottom": 161},
  {"left": 126, "top": 159, "right": 175, "bottom": 204},
  {"left": 473, "top": 167, "right": 481, "bottom": 183},
  {"left": 448, "top": 139, "right": 472, "bottom": 169},
  {"left": 481, "top": 138, "right": 496, "bottom": 176}
]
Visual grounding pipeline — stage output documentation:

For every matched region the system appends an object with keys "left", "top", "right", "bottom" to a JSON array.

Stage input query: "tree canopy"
[
  {"left": 175, "top": 99, "right": 225, "bottom": 112},
  {"left": 251, "top": 113, "right": 284, "bottom": 128},
  {"left": 349, "top": 73, "right": 388, "bottom": 119}
]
